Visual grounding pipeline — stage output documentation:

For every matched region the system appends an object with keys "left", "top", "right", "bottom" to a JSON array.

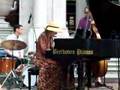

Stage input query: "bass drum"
[
  {"left": 0, "top": 57, "right": 16, "bottom": 73},
  {"left": 22, "top": 66, "right": 37, "bottom": 87}
]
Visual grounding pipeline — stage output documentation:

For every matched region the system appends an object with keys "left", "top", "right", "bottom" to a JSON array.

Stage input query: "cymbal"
[{"left": 1, "top": 40, "right": 27, "bottom": 50}]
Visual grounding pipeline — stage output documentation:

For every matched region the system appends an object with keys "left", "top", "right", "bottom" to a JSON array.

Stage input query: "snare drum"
[
  {"left": 23, "top": 55, "right": 34, "bottom": 65},
  {"left": 0, "top": 57, "right": 16, "bottom": 73}
]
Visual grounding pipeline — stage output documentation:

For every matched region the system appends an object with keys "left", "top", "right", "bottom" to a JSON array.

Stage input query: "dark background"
[{"left": 88, "top": 0, "right": 120, "bottom": 39}]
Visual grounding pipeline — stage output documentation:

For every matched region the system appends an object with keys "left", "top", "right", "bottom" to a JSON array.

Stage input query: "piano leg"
[
  {"left": 86, "top": 61, "right": 92, "bottom": 87},
  {"left": 77, "top": 60, "right": 85, "bottom": 90}
]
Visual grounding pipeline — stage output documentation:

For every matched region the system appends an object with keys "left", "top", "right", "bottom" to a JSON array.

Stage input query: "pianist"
[{"left": 34, "top": 21, "right": 68, "bottom": 90}]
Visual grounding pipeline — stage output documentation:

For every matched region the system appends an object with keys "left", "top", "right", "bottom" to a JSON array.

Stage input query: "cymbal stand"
[
  {"left": 1, "top": 48, "right": 19, "bottom": 88},
  {"left": 0, "top": 69, "right": 19, "bottom": 87}
]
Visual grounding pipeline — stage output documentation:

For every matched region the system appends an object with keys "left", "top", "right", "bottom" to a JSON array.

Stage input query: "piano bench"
[{"left": 28, "top": 66, "right": 39, "bottom": 90}]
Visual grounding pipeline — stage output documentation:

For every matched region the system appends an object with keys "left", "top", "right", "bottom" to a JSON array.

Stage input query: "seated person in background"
[{"left": 4, "top": 24, "right": 25, "bottom": 69}]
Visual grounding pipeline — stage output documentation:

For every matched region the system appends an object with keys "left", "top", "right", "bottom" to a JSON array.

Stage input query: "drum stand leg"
[
  {"left": 0, "top": 48, "right": 20, "bottom": 88},
  {"left": 0, "top": 70, "right": 19, "bottom": 88}
]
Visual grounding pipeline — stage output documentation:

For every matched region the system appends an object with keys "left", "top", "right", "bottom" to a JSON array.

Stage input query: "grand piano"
[
  {"left": 46, "top": 0, "right": 120, "bottom": 90},
  {"left": 46, "top": 39, "right": 120, "bottom": 90},
  {"left": 48, "top": 39, "right": 120, "bottom": 58},
  {"left": 48, "top": 0, "right": 120, "bottom": 57}
]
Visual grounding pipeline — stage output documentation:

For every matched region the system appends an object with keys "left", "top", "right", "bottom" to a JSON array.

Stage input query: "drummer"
[{"left": 4, "top": 24, "right": 25, "bottom": 68}]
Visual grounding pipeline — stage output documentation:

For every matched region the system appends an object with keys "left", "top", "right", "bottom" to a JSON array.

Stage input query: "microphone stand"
[
  {"left": 28, "top": 13, "right": 38, "bottom": 43},
  {"left": 28, "top": 14, "right": 38, "bottom": 90}
]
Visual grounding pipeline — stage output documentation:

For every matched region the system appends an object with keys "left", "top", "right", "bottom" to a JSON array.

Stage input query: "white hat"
[{"left": 46, "top": 21, "right": 62, "bottom": 32}]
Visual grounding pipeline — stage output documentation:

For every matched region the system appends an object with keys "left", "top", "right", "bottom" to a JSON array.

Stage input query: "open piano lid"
[{"left": 88, "top": 0, "right": 120, "bottom": 39}]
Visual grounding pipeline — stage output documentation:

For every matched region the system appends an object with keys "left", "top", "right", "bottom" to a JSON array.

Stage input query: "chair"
[{"left": 28, "top": 66, "right": 39, "bottom": 90}]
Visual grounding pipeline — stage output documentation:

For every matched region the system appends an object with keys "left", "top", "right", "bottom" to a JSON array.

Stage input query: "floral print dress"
[{"left": 34, "top": 32, "right": 62, "bottom": 90}]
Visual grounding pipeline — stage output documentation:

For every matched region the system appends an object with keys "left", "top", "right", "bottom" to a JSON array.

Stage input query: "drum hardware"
[
  {"left": 20, "top": 53, "right": 37, "bottom": 87},
  {"left": 0, "top": 40, "right": 27, "bottom": 88},
  {"left": 26, "top": 56, "right": 31, "bottom": 65},
  {"left": 23, "top": 55, "right": 32, "bottom": 65},
  {"left": 24, "top": 52, "right": 35, "bottom": 65},
  {"left": 28, "top": 52, "right": 35, "bottom": 64},
  {"left": 15, "top": 57, "right": 37, "bottom": 87}
]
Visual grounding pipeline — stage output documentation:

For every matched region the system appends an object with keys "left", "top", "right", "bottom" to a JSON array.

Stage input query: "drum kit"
[{"left": 0, "top": 40, "right": 36, "bottom": 88}]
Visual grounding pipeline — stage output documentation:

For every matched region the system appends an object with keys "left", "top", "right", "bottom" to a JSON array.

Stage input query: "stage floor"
[
  {"left": 0, "top": 74, "right": 118, "bottom": 90},
  {"left": 0, "top": 83, "right": 118, "bottom": 90}
]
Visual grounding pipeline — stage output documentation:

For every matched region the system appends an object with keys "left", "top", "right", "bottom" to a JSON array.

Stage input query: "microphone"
[{"left": 28, "top": 14, "right": 32, "bottom": 23}]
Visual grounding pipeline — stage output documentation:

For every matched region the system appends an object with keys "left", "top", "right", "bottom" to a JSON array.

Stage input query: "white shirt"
[{"left": 5, "top": 34, "right": 24, "bottom": 58}]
